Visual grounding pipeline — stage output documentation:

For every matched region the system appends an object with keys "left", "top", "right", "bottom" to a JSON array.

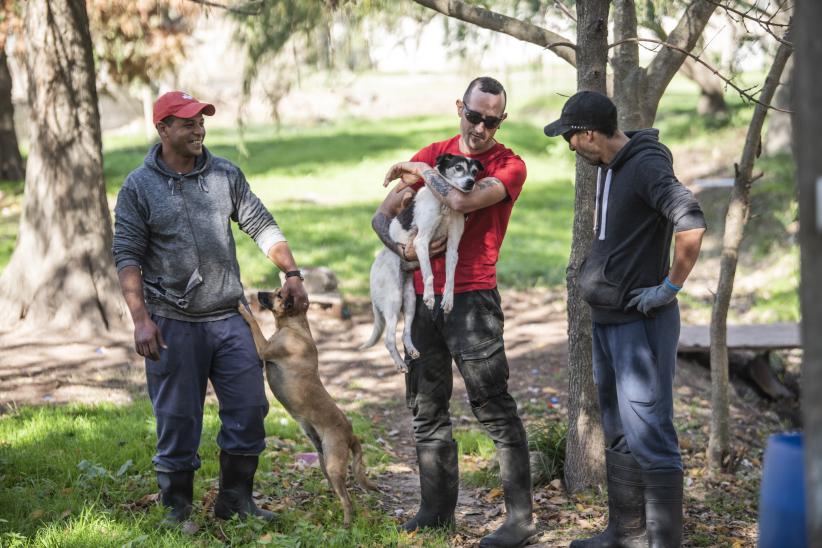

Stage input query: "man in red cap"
[{"left": 113, "top": 91, "right": 308, "bottom": 526}]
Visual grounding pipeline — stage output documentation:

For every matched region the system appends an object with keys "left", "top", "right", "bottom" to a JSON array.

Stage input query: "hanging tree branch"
[
  {"left": 185, "top": 0, "right": 263, "bottom": 16},
  {"left": 410, "top": 0, "right": 577, "bottom": 67},
  {"left": 610, "top": 37, "right": 792, "bottom": 113}
]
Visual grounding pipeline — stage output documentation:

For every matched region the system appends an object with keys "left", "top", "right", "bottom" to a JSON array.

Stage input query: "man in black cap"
[{"left": 544, "top": 90, "right": 706, "bottom": 548}]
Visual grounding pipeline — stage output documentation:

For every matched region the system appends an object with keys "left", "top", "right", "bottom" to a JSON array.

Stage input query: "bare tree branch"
[
  {"left": 554, "top": 0, "right": 576, "bottom": 23},
  {"left": 410, "top": 0, "right": 577, "bottom": 67},
  {"left": 707, "top": 0, "right": 792, "bottom": 45},
  {"left": 611, "top": 37, "right": 792, "bottom": 113},
  {"left": 644, "top": 0, "right": 716, "bottom": 108},
  {"left": 186, "top": 0, "right": 262, "bottom": 16}
]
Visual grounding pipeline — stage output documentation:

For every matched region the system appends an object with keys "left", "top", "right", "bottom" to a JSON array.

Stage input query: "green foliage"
[{"left": 527, "top": 419, "right": 567, "bottom": 486}]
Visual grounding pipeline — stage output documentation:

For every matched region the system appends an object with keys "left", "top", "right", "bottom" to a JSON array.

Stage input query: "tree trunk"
[
  {"left": 0, "top": 48, "right": 24, "bottom": 181},
  {"left": 764, "top": 56, "right": 793, "bottom": 155},
  {"left": 679, "top": 58, "right": 729, "bottom": 118},
  {"left": 612, "top": 0, "right": 646, "bottom": 131},
  {"left": 0, "top": 0, "right": 126, "bottom": 333},
  {"left": 564, "top": 0, "right": 609, "bottom": 494},
  {"left": 707, "top": 28, "right": 793, "bottom": 471},
  {"left": 794, "top": 0, "right": 822, "bottom": 543}
]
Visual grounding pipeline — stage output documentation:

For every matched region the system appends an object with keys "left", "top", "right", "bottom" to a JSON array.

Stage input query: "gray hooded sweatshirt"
[{"left": 112, "top": 143, "right": 286, "bottom": 321}]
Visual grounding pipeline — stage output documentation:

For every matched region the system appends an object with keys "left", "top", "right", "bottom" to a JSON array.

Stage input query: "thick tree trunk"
[
  {"left": 707, "top": 29, "right": 793, "bottom": 471},
  {"left": 0, "top": 0, "right": 126, "bottom": 333},
  {"left": 564, "top": 0, "right": 609, "bottom": 494},
  {"left": 0, "top": 48, "right": 24, "bottom": 181},
  {"left": 612, "top": 0, "right": 646, "bottom": 131},
  {"left": 794, "top": 0, "right": 822, "bottom": 543}
]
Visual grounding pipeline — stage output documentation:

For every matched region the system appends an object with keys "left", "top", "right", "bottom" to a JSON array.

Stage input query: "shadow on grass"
[{"left": 102, "top": 119, "right": 458, "bottom": 194}]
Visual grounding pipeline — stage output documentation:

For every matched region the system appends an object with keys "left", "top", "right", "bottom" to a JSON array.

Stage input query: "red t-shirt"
[{"left": 408, "top": 135, "right": 527, "bottom": 295}]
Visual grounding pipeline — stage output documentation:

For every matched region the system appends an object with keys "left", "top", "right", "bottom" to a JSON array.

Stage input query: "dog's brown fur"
[{"left": 238, "top": 291, "right": 377, "bottom": 527}]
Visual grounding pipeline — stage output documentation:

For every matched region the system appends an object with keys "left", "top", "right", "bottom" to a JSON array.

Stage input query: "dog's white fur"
[{"left": 361, "top": 155, "right": 482, "bottom": 371}]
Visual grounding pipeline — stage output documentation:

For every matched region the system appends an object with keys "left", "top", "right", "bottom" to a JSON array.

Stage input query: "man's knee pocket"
[{"left": 457, "top": 337, "right": 509, "bottom": 402}]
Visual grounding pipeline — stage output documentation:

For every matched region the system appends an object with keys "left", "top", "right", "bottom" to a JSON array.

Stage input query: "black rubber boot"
[
  {"left": 569, "top": 449, "right": 646, "bottom": 548},
  {"left": 644, "top": 468, "right": 683, "bottom": 548},
  {"left": 479, "top": 444, "right": 538, "bottom": 548},
  {"left": 157, "top": 470, "right": 194, "bottom": 524},
  {"left": 401, "top": 440, "right": 459, "bottom": 531},
  {"left": 213, "top": 451, "right": 275, "bottom": 521}
]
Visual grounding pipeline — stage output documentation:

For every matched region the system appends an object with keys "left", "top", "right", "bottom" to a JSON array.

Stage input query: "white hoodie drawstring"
[
  {"left": 598, "top": 168, "right": 613, "bottom": 241},
  {"left": 594, "top": 167, "right": 602, "bottom": 236}
]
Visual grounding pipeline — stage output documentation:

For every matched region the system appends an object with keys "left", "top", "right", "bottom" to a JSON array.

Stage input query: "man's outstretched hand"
[{"left": 383, "top": 161, "right": 432, "bottom": 192}]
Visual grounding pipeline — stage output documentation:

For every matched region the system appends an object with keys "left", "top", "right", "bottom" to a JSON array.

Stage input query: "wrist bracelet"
[
  {"left": 285, "top": 270, "right": 303, "bottom": 281},
  {"left": 664, "top": 277, "right": 682, "bottom": 292}
]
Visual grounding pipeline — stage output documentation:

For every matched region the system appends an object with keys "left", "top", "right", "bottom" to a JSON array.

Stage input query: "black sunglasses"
[{"left": 462, "top": 105, "right": 505, "bottom": 129}]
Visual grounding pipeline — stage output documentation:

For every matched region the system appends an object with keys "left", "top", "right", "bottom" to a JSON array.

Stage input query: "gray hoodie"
[{"left": 112, "top": 143, "right": 286, "bottom": 321}]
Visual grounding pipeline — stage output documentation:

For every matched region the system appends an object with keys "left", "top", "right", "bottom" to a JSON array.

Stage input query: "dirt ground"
[{"left": 0, "top": 286, "right": 790, "bottom": 547}]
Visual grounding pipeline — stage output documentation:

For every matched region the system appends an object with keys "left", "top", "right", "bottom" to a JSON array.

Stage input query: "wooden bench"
[
  {"left": 678, "top": 323, "right": 801, "bottom": 400},
  {"left": 678, "top": 322, "right": 801, "bottom": 352}
]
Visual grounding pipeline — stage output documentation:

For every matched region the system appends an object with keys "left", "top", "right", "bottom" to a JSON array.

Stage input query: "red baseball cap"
[{"left": 153, "top": 91, "right": 216, "bottom": 125}]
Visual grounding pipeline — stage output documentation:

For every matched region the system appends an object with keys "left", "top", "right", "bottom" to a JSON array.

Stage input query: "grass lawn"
[{"left": 0, "top": 400, "right": 454, "bottom": 547}]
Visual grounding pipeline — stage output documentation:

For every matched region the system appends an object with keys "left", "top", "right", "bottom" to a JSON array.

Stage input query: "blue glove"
[{"left": 625, "top": 277, "right": 681, "bottom": 315}]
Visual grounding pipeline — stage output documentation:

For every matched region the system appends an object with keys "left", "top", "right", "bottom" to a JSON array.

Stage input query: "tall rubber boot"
[
  {"left": 157, "top": 470, "right": 194, "bottom": 524},
  {"left": 401, "top": 440, "right": 459, "bottom": 531},
  {"left": 569, "top": 449, "right": 646, "bottom": 548},
  {"left": 479, "top": 444, "right": 538, "bottom": 548},
  {"left": 213, "top": 451, "right": 275, "bottom": 521},
  {"left": 643, "top": 468, "right": 683, "bottom": 548}
]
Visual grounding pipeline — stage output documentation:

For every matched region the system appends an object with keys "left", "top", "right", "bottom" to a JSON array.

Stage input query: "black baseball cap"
[{"left": 543, "top": 90, "right": 618, "bottom": 138}]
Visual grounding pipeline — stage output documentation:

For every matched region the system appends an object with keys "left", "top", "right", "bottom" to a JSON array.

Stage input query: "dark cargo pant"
[
  {"left": 404, "top": 289, "right": 527, "bottom": 448},
  {"left": 146, "top": 314, "right": 269, "bottom": 472},
  {"left": 592, "top": 303, "right": 682, "bottom": 471}
]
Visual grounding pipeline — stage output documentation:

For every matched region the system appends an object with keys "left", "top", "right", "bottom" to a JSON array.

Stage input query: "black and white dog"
[{"left": 361, "top": 154, "right": 483, "bottom": 371}]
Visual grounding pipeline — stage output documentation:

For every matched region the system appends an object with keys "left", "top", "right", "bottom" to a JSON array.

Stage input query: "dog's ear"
[
  {"left": 435, "top": 154, "right": 454, "bottom": 168},
  {"left": 473, "top": 159, "right": 484, "bottom": 172}
]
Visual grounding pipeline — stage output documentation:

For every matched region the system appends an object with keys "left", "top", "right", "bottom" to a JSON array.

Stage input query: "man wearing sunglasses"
[
  {"left": 544, "top": 90, "right": 706, "bottom": 548},
  {"left": 373, "top": 77, "right": 537, "bottom": 548}
]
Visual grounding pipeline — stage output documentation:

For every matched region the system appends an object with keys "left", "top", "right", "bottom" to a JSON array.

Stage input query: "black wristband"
[{"left": 285, "top": 270, "right": 303, "bottom": 281}]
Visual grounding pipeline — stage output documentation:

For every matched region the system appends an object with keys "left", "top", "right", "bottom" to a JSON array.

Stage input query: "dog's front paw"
[
  {"left": 423, "top": 291, "right": 435, "bottom": 310},
  {"left": 405, "top": 344, "right": 420, "bottom": 360},
  {"left": 441, "top": 295, "right": 454, "bottom": 315},
  {"left": 397, "top": 361, "right": 409, "bottom": 373}
]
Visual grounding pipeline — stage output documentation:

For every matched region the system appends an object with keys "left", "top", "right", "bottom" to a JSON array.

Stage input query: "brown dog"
[{"left": 238, "top": 290, "right": 377, "bottom": 527}]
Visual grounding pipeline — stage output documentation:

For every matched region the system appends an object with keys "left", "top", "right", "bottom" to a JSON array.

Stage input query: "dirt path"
[{"left": 0, "top": 288, "right": 779, "bottom": 546}]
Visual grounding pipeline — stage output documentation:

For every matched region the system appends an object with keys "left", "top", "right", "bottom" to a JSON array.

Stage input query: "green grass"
[{"left": 0, "top": 400, "right": 453, "bottom": 546}]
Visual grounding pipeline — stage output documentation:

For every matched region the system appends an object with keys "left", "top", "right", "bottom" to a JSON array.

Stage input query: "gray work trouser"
[{"left": 592, "top": 303, "right": 682, "bottom": 471}]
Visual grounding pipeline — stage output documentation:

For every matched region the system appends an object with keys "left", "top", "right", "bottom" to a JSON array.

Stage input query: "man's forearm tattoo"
[
  {"left": 372, "top": 211, "right": 402, "bottom": 256},
  {"left": 423, "top": 169, "right": 452, "bottom": 198},
  {"left": 477, "top": 177, "right": 503, "bottom": 190}
]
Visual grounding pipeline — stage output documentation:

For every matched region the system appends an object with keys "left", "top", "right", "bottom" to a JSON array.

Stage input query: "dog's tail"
[
  {"left": 350, "top": 436, "right": 380, "bottom": 492},
  {"left": 358, "top": 303, "right": 385, "bottom": 350}
]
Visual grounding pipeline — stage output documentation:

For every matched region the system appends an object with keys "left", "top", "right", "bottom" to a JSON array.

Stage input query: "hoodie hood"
[
  {"left": 144, "top": 142, "right": 212, "bottom": 179},
  {"left": 608, "top": 128, "right": 672, "bottom": 171}
]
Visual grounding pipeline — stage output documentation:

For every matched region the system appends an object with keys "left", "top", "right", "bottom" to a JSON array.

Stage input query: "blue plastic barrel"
[{"left": 758, "top": 432, "right": 806, "bottom": 548}]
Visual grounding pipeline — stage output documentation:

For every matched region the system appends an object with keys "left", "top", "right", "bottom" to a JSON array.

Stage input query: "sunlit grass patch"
[{"left": 0, "top": 398, "right": 399, "bottom": 546}]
